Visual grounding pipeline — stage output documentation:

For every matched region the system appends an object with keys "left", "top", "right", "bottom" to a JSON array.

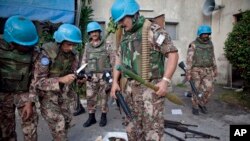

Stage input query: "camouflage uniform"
[
  {"left": 81, "top": 41, "right": 115, "bottom": 114},
  {"left": 30, "top": 42, "right": 79, "bottom": 140},
  {"left": 0, "top": 39, "right": 38, "bottom": 141},
  {"left": 186, "top": 37, "right": 217, "bottom": 109},
  {"left": 118, "top": 16, "right": 178, "bottom": 141}
]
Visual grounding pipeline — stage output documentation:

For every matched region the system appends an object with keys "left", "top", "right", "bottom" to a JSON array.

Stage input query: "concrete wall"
[
  {"left": 90, "top": 0, "right": 250, "bottom": 85},
  {"left": 211, "top": 0, "right": 250, "bottom": 84}
]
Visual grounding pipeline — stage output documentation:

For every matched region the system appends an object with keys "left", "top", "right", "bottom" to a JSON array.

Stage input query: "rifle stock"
[{"left": 165, "top": 121, "right": 220, "bottom": 140}]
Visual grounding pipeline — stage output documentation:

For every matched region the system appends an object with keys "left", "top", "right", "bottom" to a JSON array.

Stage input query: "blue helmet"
[
  {"left": 87, "top": 21, "right": 102, "bottom": 33},
  {"left": 53, "top": 24, "right": 82, "bottom": 43},
  {"left": 111, "top": 0, "right": 140, "bottom": 23},
  {"left": 197, "top": 25, "right": 212, "bottom": 36},
  {"left": 3, "top": 15, "right": 38, "bottom": 47}
]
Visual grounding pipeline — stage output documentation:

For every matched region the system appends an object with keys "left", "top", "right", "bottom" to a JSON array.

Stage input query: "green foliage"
[
  {"left": 81, "top": 0, "right": 92, "bottom": 6},
  {"left": 224, "top": 10, "right": 250, "bottom": 86},
  {"left": 219, "top": 91, "right": 250, "bottom": 110},
  {"left": 39, "top": 21, "right": 61, "bottom": 46},
  {"left": 176, "top": 83, "right": 187, "bottom": 88},
  {"left": 79, "top": 6, "right": 94, "bottom": 44},
  {"left": 107, "top": 18, "right": 118, "bottom": 34},
  {"left": 102, "top": 17, "right": 119, "bottom": 41}
]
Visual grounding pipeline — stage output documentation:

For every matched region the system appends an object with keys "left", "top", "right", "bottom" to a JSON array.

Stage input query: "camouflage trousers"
[
  {"left": 191, "top": 67, "right": 214, "bottom": 108},
  {"left": 86, "top": 77, "right": 110, "bottom": 114},
  {"left": 123, "top": 80, "right": 165, "bottom": 141},
  {"left": 39, "top": 90, "right": 73, "bottom": 141},
  {"left": 0, "top": 92, "right": 38, "bottom": 141}
]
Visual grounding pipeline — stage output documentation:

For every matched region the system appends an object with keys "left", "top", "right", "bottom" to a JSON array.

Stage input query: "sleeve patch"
[
  {"left": 156, "top": 34, "right": 165, "bottom": 46},
  {"left": 40, "top": 57, "right": 50, "bottom": 66}
]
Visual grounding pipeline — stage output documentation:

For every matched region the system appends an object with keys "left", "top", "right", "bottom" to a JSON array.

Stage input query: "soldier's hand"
[
  {"left": 58, "top": 74, "right": 76, "bottom": 85},
  {"left": 186, "top": 75, "right": 191, "bottom": 81},
  {"left": 77, "top": 78, "right": 86, "bottom": 84},
  {"left": 155, "top": 80, "right": 168, "bottom": 96},
  {"left": 111, "top": 82, "right": 120, "bottom": 99},
  {"left": 213, "top": 69, "right": 218, "bottom": 77},
  {"left": 21, "top": 102, "right": 33, "bottom": 121}
]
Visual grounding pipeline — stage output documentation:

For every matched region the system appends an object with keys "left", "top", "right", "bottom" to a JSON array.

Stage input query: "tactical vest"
[
  {"left": 0, "top": 39, "right": 32, "bottom": 92},
  {"left": 42, "top": 42, "right": 76, "bottom": 77},
  {"left": 192, "top": 38, "right": 214, "bottom": 67},
  {"left": 85, "top": 42, "right": 112, "bottom": 73},
  {"left": 120, "top": 19, "right": 165, "bottom": 80}
]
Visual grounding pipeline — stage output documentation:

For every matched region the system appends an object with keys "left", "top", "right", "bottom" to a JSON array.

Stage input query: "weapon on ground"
[
  {"left": 164, "top": 121, "right": 220, "bottom": 140},
  {"left": 164, "top": 131, "right": 185, "bottom": 141},
  {"left": 178, "top": 61, "right": 203, "bottom": 98},
  {"left": 115, "top": 65, "right": 185, "bottom": 106},
  {"left": 164, "top": 119, "right": 198, "bottom": 127}
]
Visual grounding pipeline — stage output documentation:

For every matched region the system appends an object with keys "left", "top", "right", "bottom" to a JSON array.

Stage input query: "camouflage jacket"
[
  {"left": 81, "top": 40, "right": 116, "bottom": 73},
  {"left": 0, "top": 38, "right": 38, "bottom": 102},
  {"left": 30, "top": 42, "right": 79, "bottom": 96},
  {"left": 117, "top": 16, "right": 178, "bottom": 80},
  {"left": 186, "top": 37, "right": 217, "bottom": 76}
]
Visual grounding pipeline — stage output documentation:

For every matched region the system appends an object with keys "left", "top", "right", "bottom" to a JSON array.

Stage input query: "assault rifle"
[
  {"left": 178, "top": 61, "right": 203, "bottom": 98},
  {"left": 113, "top": 90, "right": 219, "bottom": 140},
  {"left": 164, "top": 121, "right": 220, "bottom": 140}
]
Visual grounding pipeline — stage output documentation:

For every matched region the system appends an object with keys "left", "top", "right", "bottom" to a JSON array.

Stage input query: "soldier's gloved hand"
[
  {"left": 21, "top": 102, "right": 33, "bottom": 121},
  {"left": 58, "top": 74, "right": 76, "bottom": 85},
  {"left": 155, "top": 80, "right": 168, "bottom": 97},
  {"left": 111, "top": 82, "right": 120, "bottom": 99}
]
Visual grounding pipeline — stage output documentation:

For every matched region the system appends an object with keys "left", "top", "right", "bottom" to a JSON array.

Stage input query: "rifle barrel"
[
  {"left": 165, "top": 120, "right": 198, "bottom": 127},
  {"left": 165, "top": 124, "right": 220, "bottom": 140},
  {"left": 187, "top": 129, "right": 220, "bottom": 140},
  {"left": 164, "top": 131, "right": 185, "bottom": 141}
]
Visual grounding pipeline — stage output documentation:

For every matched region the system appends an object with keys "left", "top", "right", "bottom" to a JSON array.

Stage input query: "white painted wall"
[{"left": 90, "top": 0, "right": 250, "bottom": 85}]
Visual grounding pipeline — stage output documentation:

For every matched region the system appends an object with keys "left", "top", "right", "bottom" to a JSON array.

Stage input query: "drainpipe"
[{"left": 75, "top": 0, "right": 82, "bottom": 26}]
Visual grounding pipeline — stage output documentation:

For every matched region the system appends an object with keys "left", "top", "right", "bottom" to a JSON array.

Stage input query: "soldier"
[
  {"left": 110, "top": 0, "right": 179, "bottom": 140},
  {"left": 0, "top": 16, "right": 38, "bottom": 141},
  {"left": 31, "top": 24, "right": 82, "bottom": 141},
  {"left": 81, "top": 21, "right": 114, "bottom": 127},
  {"left": 186, "top": 25, "right": 217, "bottom": 115}
]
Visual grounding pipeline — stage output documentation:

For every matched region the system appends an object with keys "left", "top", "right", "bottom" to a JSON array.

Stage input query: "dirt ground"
[{"left": 16, "top": 84, "right": 250, "bottom": 141}]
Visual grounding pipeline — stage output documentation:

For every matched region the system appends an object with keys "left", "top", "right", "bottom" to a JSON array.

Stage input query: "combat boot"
[
  {"left": 99, "top": 113, "right": 107, "bottom": 127},
  {"left": 73, "top": 104, "right": 86, "bottom": 116},
  {"left": 192, "top": 107, "right": 199, "bottom": 115},
  {"left": 199, "top": 105, "right": 208, "bottom": 114},
  {"left": 83, "top": 113, "right": 96, "bottom": 127}
]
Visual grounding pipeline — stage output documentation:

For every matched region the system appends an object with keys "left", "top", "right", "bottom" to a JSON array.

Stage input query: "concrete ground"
[{"left": 16, "top": 85, "right": 250, "bottom": 141}]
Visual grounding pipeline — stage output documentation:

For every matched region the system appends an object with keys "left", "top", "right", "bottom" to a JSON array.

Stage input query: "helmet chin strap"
[
  {"left": 200, "top": 36, "right": 210, "bottom": 42},
  {"left": 132, "top": 12, "right": 140, "bottom": 25}
]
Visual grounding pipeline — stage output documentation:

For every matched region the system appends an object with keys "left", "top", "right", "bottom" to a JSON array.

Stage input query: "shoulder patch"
[{"left": 40, "top": 56, "right": 50, "bottom": 66}]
